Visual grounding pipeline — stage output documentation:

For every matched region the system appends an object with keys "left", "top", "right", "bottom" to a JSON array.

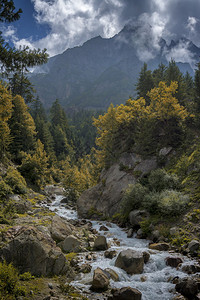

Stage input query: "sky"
[{"left": 2, "top": 0, "right": 200, "bottom": 59}]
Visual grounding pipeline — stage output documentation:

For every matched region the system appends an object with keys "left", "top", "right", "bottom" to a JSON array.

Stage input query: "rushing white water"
[{"left": 48, "top": 195, "right": 194, "bottom": 300}]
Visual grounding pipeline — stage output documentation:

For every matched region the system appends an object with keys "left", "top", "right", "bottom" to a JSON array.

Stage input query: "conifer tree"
[
  {"left": 135, "top": 63, "right": 154, "bottom": 104},
  {"left": 194, "top": 63, "right": 200, "bottom": 113},
  {"left": 9, "top": 95, "right": 36, "bottom": 160},
  {"left": 0, "top": 82, "right": 12, "bottom": 159}
]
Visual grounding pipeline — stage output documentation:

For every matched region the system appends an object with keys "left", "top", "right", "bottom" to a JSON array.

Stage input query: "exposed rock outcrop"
[
  {"left": 0, "top": 226, "right": 68, "bottom": 276},
  {"left": 77, "top": 152, "right": 157, "bottom": 218}
]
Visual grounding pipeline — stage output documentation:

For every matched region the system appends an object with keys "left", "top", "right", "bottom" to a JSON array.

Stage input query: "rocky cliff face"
[{"left": 77, "top": 152, "right": 157, "bottom": 219}]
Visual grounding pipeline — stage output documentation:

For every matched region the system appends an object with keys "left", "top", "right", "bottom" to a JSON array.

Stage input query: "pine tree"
[
  {"left": 135, "top": 63, "right": 154, "bottom": 104},
  {"left": 0, "top": 1, "right": 48, "bottom": 102},
  {"left": 9, "top": 95, "right": 36, "bottom": 160},
  {"left": 194, "top": 63, "right": 200, "bottom": 113},
  {"left": 0, "top": 82, "right": 12, "bottom": 159}
]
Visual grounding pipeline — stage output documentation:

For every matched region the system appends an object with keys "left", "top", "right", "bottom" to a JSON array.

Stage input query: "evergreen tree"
[
  {"left": 194, "top": 63, "right": 200, "bottom": 113},
  {"left": 9, "top": 95, "right": 36, "bottom": 160},
  {"left": 0, "top": 82, "right": 12, "bottom": 159},
  {"left": 165, "top": 59, "right": 186, "bottom": 104},
  {"left": 0, "top": 1, "right": 48, "bottom": 102},
  {"left": 50, "top": 100, "right": 73, "bottom": 160},
  {"left": 30, "top": 98, "right": 54, "bottom": 155},
  {"left": 152, "top": 63, "right": 166, "bottom": 86},
  {"left": 135, "top": 63, "right": 154, "bottom": 104}
]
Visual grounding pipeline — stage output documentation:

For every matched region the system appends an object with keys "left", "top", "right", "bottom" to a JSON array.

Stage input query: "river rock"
[
  {"left": 8, "top": 195, "right": 32, "bottom": 214},
  {"left": 0, "top": 226, "right": 68, "bottom": 276},
  {"left": 142, "top": 251, "right": 150, "bottom": 263},
  {"left": 182, "top": 264, "right": 200, "bottom": 274},
  {"left": 78, "top": 263, "right": 92, "bottom": 274},
  {"left": 175, "top": 278, "right": 199, "bottom": 298},
  {"left": 104, "top": 268, "right": 119, "bottom": 281},
  {"left": 99, "top": 225, "right": 109, "bottom": 231},
  {"left": 109, "top": 286, "right": 142, "bottom": 300},
  {"left": 61, "top": 235, "right": 81, "bottom": 253},
  {"left": 166, "top": 257, "right": 183, "bottom": 268},
  {"left": 129, "top": 210, "right": 149, "bottom": 227},
  {"left": 149, "top": 242, "right": 170, "bottom": 251},
  {"left": 91, "top": 267, "right": 110, "bottom": 291},
  {"left": 44, "top": 185, "right": 65, "bottom": 195},
  {"left": 77, "top": 153, "right": 157, "bottom": 219},
  {"left": 115, "top": 249, "right": 144, "bottom": 274},
  {"left": 104, "top": 250, "right": 117, "bottom": 259},
  {"left": 93, "top": 235, "right": 108, "bottom": 250},
  {"left": 188, "top": 240, "right": 200, "bottom": 253},
  {"left": 127, "top": 228, "right": 134, "bottom": 238},
  {"left": 49, "top": 215, "right": 72, "bottom": 243}
]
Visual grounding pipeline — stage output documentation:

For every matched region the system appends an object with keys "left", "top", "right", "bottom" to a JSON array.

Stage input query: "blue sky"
[
  {"left": 14, "top": 0, "right": 49, "bottom": 41},
  {"left": 3, "top": 0, "right": 200, "bottom": 60}
]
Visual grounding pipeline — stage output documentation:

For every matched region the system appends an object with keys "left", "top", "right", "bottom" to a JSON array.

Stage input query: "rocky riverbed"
[
  {"left": 46, "top": 191, "right": 200, "bottom": 300},
  {"left": 0, "top": 186, "right": 199, "bottom": 299}
]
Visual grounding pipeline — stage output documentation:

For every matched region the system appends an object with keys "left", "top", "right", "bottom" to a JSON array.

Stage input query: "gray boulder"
[
  {"left": 188, "top": 240, "right": 200, "bottom": 253},
  {"left": 91, "top": 267, "right": 110, "bottom": 291},
  {"left": 109, "top": 286, "right": 142, "bottom": 300},
  {"left": 0, "top": 226, "right": 67, "bottom": 276},
  {"left": 175, "top": 278, "right": 199, "bottom": 298},
  {"left": 115, "top": 249, "right": 144, "bottom": 274},
  {"left": 61, "top": 235, "right": 81, "bottom": 253},
  {"left": 129, "top": 210, "right": 149, "bottom": 227},
  {"left": 44, "top": 185, "right": 65, "bottom": 195},
  {"left": 94, "top": 235, "right": 108, "bottom": 251},
  {"left": 49, "top": 215, "right": 72, "bottom": 243}
]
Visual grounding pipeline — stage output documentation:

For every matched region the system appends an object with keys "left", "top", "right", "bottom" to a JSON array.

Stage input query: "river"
[{"left": 47, "top": 195, "right": 194, "bottom": 300}]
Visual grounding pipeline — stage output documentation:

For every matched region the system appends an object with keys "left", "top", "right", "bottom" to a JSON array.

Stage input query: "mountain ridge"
[{"left": 30, "top": 22, "right": 199, "bottom": 109}]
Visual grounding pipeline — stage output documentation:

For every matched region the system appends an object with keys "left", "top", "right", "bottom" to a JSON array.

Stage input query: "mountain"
[{"left": 30, "top": 22, "right": 199, "bottom": 110}]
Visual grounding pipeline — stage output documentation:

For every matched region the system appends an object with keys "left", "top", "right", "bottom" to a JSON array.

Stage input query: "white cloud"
[
  {"left": 165, "top": 40, "right": 195, "bottom": 67},
  {"left": 187, "top": 16, "right": 198, "bottom": 32},
  {"left": 19, "top": 0, "right": 124, "bottom": 56}
]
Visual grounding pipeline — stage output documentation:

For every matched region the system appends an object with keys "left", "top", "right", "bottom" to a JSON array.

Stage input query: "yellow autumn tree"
[
  {"left": 0, "top": 82, "right": 13, "bottom": 159},
  {"left": 93, "top": 81, "right": 191, "bottom": 167}
]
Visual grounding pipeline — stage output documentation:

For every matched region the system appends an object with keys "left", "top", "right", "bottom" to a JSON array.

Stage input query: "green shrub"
[
  {"left": 5, "top": 166, "right": 27, "bottom": 194},
  {"left": 0, "top": 261, "right": 26, "bottom": 297},
  {"left": 19, "top": 272, "right": 34, "bottom": 281},
  {"left": 0, "top": 178, "right": 12, "bottom": 201},
  {"left": 148, "top": 169, "right": 179, "bottom": 192},
  {"left": 158, "top": 190, "right": 189, "bottom": 216},
  {"left": 121, "top": 183, "right": 148, "bottom": 218},
  {"left": 143, "top": 191, "right": 160, "bottom": 213}
]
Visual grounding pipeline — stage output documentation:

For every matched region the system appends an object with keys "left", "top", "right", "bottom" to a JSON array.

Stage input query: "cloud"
[
  {"left": 165, "top": 40, "right": 196, "bottom": 67},
  {"left": 25, "top": 0, "right": 124, "bottom": 56},
  {"left": 3, "top": 0, "right": 200, "bottom": 67}
]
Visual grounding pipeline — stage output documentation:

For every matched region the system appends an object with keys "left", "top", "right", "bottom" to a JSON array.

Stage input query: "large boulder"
[
  {"left": 61, "top": 235, "right": 81, "bottom": 253},
  {"left": 115, "top": 249, "right": 144, "bottom": 274},
  {"left": 149, "top": 242, "right": 170, "bottom": 251},
  {"left": 175, "top": 278, "right": 199, "bottom": 299},
  {"left": 188, "top": 240, "right": 200, "bottom": 253},
  {"left": 44, "top": 185, "right": 65, "bottom": 195},
  {"left": 109, "top": 287, "right": 142, "bottom": 300},
  {"left": 166, "top": 256, "right": 183, "bottom": 268},
  {"left": 49, "top": 215, "right": 72, "bottom": 243},
  {"left": 129, "top": 210, "right": 149, "bottom": 227},
  {"left": 0, "top": 226, "right": 68, "bottom": 276},
  {"left": 93, "top": 235, "right": 108, "bottom": 251},
  {"left": 91, "top": 267, "right": 110, "bottom": 291},
  {"left": 77, "top": 152, "right": 157, "bottom": 219}
]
